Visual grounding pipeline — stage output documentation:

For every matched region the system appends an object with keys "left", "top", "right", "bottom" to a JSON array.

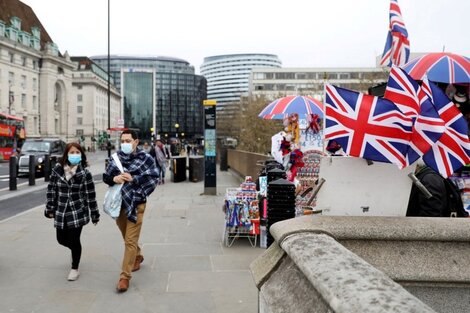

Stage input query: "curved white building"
[{"left": 200, "top": 54, "right": 282, "bottom": 106}]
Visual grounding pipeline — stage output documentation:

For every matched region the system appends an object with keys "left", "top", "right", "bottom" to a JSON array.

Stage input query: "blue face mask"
[
  {"left": 121, "top": 143, "right": 134, "bottom": 154},
  {"left": 68, "top": 154, "right": 82, "bottom": 165}
]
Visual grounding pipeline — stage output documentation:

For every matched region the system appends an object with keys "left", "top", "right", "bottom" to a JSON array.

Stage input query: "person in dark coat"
[
  {"left": 103, "top": 129, "right": 160, "bottom": 292},
  {"left": 45, "top": 142, "right": 99, "bottom": 281},
  {"left": 407, "top": 165, "right": 448, "bottom": 217},
  {"left": 150, "top": 139, "right": 170, "bottom": 184}
]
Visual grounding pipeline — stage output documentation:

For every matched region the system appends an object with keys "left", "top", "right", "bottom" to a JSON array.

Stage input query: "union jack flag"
[
  {"left": 325, "top": 84, "right": 411, "bottom": 168},
  {"left": 380, "top": 0, "right": 410, "bottom": 67},
  {"left": 421, "top": 77, "right": 470, "bottom": 177},
  {"left": 384, "top": 66, "right": 445, "bottom": 165}
]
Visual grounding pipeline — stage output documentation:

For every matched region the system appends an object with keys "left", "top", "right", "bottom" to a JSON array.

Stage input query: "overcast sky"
[{"left": 21, "top": 0, "right": 470, "bottom": 73}]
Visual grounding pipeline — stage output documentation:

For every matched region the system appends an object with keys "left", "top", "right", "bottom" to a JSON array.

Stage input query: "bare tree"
[{"left": 237, "top": 96, "right": 283, "bottom": 154}]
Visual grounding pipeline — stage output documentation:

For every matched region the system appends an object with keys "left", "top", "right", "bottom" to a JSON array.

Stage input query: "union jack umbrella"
[
  {"left": 324, "top": 84, "right": 412, "bottom": 168},
  {"left": 258, "top": 95, "right": 323, "bottom": 120},
  {"left": 402, "top": 52, "right": 470, "bottom": 84}
]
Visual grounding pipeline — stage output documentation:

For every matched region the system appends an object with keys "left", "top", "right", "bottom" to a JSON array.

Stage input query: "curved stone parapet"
[{"left": 251, "top": 216, "right": 470, "bottom": 313}]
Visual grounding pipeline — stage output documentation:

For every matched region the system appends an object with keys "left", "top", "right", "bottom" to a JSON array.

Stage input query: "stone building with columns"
[{"left": 0, "top": 0, "right": 121, "bottom": 144}]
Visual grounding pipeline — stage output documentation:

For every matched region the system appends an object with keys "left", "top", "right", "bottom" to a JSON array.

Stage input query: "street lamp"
[
  {"left": 175, "top": 123, "right": 179, "bottom": 138},
  {"left": 107, "top": 0, "right": 111, "bottom": 158}
]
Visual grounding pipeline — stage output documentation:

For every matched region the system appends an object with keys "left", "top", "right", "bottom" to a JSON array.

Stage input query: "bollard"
[
  {"left": 28, "top": 155, "right": 36, "bottom": 186},
  {"left": 9, "top": 156, "right": 17, "bottom": 191},
  {"left": 44, "top": 155, "right": 51, "bottom": 182},
  {"left": 220, "top": 147, "right": 228, "bottom": 171},
  {"left": 50, "top": 156, "right": 57, "bottom": 170}
]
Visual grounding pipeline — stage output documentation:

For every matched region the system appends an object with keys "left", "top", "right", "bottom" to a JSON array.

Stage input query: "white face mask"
[{"left": 121, "top": 143, "right": 133, "bottom": 154}]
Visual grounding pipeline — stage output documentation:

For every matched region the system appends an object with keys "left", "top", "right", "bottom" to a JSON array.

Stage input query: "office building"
[
  {"left": 200, "top": 53, "right": 282, "bottom": 106},
  {"left": 92, "top": 55, "right": 207, "bottom": 141},
  {"left": 70, "top": 57, "right": 121, "bottom": 148},
  {"left": 249, "top": 67, "right": 389, "bottom": 100}
]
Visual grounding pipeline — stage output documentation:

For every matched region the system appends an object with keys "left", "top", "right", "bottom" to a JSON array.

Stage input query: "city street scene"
[{"left": 1, "top": 0, "right": 470, "bottom": 312}]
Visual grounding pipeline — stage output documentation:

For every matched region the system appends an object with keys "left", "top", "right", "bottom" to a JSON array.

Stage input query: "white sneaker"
[{"left": 67, "top": 269, "right": 80, "bottom": 281}]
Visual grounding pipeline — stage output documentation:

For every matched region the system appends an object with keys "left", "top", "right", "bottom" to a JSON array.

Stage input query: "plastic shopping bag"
[{"left": 103, "top": 184, "right": 122, "bottom": 219}]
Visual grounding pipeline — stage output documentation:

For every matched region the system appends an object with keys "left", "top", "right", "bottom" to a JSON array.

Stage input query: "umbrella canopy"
[
  {"left": 258, "top": 95, "right": 324, "bottom": 119},
  {"left": 402, "top": 52, "right": 470, "bottom": 84}
]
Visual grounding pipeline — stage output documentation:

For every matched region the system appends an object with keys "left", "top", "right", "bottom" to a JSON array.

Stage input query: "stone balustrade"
[{"left": 251, "top": 216, "right": 470, "bottom": 313}]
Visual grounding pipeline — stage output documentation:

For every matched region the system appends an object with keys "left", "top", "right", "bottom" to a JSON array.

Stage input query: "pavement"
[{"left": 0, "top": 154, "right": 263, "bottom": 313}]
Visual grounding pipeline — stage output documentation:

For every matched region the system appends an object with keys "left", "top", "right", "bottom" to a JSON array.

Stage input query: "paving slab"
[{"left": 0, "top": 167, "right": 264, "bottom": 313}]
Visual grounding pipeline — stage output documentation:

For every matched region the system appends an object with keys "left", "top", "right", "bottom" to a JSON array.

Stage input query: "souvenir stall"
[{"left": 223, "top": 177, "right": 260, "bottom": 247}]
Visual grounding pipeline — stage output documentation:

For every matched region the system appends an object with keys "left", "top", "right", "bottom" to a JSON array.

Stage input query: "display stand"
[
  {"left": 295, "top": 150, "right": 325, "bottom": 210},
  {"left": 222, "top": 180, "right": 260, "bottom": 247}
]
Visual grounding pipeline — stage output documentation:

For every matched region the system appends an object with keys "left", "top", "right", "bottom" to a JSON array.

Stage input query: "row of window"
[
  {"left": 253, "top": 82, "right": 380, "bottom": 92},
  {"left": 1, "top": 49, "right": 39, "bottom": 70},
  {"left": 252, "top": 72, "right": 384, "bottom": 80},
  {"left": 3, "top": 71, "right": 38, "bottom": 90}
]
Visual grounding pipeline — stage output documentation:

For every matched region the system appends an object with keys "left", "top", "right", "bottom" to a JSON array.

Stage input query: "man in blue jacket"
[{"left": 103, "top": 130, "right": 159, "bottom": 292}]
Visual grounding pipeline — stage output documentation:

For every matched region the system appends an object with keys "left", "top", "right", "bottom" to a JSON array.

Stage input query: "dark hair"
[
  {"left": 121, "top": 129, "right": 138, "bottom": 140},
  {"left": 60, "top": 142, "right": 88, "bottom": 167}
]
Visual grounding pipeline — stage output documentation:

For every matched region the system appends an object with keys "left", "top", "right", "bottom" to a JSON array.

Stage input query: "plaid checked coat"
[
  {"left": 103, "top": 149, "right": 159, "bottom": 223},
  {"left": 45, "top": 164, "right": 99, "bottom": 229}
]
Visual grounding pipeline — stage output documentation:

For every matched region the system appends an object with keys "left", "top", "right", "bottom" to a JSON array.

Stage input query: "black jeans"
[{"left": 56, "top": 225, "right": 83, "bottom": 270}]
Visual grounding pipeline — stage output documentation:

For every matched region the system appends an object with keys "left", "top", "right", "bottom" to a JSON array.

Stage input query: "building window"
[
  {"left": 9, "top": 52, "right": 14, "bottom": 63},
  {"left": 77, "top": 85, "right": 83, "bottom": 90},
  {"left": 33, "top": 78, "right": 37, "bottom": 91},
  {"left": 77, "top": 106, "right": 83, "bottom": 113},
  {"left": 76, "top": 129, "right": 84, "bottom": 136},
  {"left": 77, "top": 117, "right": 83, "bottom": 125},
  {"left": 21, "top": 56, "right": 26, "bottom": 67},
  {"left": 21, "top": 94, "right": 26, "bottom": 108},
  {"left": 58, "top": 67, "right": 64, "bottom": 74},
  {"left": 33, "top": 117, "right": 38, "bottom": 134},
  {"left": 32, "top": 60, "right": 37, "bottom": 70},
  {"left": 77, "top": 94, "right": 83, "bottom": 102},
  {"left": 21, "top": 75, "right": 26, "bottom": 89},
  {"left": 8, "top": 72, "right": 14, "bottom": 85},
  {"left": 33, "top": 95, "right": 37, "bottom": 110}
]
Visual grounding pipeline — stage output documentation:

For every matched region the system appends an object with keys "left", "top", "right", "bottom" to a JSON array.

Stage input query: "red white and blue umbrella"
[
  {"left": 402, "top": 52, "right": 470, "bottom": 84},
  {"left": 258, "top": 95, "right": 324, "bottom": 120}
]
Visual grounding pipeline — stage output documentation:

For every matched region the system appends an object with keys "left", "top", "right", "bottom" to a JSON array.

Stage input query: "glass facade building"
[
  {"left": 91, "top": 55, "right": 207, "bottom": 141},
  {"left": 123, "top": 71, "right": 154, "bottom": 140}
]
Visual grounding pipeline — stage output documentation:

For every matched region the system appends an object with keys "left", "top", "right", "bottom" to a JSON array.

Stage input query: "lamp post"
[
  {"left": 107, "top": 0, "right": 111, "bottom": 158},
  {"left": 175, "top": 123, "right": 179, "bottom": 138}
]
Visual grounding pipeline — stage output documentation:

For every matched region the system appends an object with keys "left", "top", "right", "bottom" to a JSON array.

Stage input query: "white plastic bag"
[
  {"left": 103, "top": 184, "right": 122, "bottom": 219},
  {"left": 103, "top": 153, "right": 125, "bottom": 219}
]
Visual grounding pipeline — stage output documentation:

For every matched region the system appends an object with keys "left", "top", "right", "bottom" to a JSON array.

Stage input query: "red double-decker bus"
[{"left": 0, "top": 113, "right": 26, "bottom": 161}]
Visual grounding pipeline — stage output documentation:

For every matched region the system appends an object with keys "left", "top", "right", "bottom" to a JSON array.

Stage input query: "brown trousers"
[{"left": 116, "top": 203, "right": 145, "bottom": 280}]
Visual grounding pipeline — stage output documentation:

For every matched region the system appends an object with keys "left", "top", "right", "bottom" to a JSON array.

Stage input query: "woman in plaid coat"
[{"left": 45, "top": 142, "right": 99, "bottom": 281}]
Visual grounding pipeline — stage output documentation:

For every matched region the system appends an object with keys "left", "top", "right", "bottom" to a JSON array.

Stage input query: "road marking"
[
  {"left": 0, "top": 182, "right": 32, "bottom": 192},
  {"left": 0, "top": 204, "right": 45, "bottom": 224},
  {"left": 0, "top": 175, "right": 9, "bottom": 178}
]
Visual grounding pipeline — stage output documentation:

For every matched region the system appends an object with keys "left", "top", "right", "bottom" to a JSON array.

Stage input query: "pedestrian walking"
[
  {"left": 45, "top": 142, "right": 99, "bottom": 281},
  {"left": 150, "top": 139, "right": 169, "bottom": 184},
  {"left": 103, "top": 129, "right": 159, "bottom": 292}
]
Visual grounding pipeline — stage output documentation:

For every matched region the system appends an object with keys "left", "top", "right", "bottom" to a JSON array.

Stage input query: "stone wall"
[
  {"left": 251, "top": 216, "right": 470, "bottom": 313},
  {"left": 227, "top": 149, "right": 269, "bottom": 179}
]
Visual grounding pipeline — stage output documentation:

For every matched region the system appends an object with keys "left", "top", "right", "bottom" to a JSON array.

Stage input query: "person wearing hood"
[
  {"left": 103, "top": 129, "right": 160, "bottom": 292},
  {"left": 45, "top": 142, "right": 99, "bottom": 281}
]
